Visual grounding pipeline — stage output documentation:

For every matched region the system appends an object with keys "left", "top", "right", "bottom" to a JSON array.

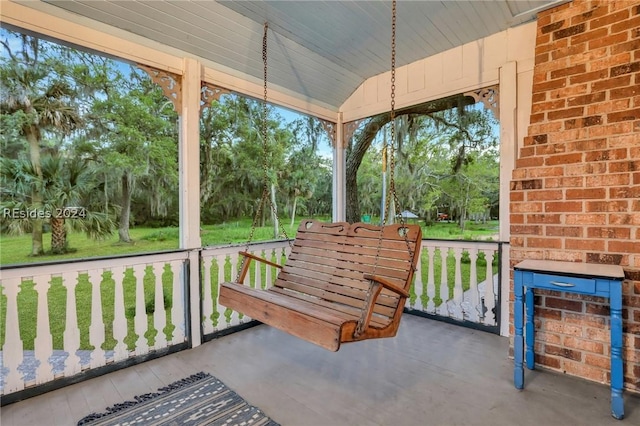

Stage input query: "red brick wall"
[{"left": 510, "top": 0, "right": 640, "bottom": 392}]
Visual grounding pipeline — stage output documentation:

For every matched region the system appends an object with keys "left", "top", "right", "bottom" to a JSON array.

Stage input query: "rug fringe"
[{"left": 77, "top": 372, "right": 211, "bottom": 426}]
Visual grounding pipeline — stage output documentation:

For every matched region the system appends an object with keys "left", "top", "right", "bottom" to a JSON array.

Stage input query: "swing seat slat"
[{"left": 218, "top": 219, "right": 422, "bottom": 351}]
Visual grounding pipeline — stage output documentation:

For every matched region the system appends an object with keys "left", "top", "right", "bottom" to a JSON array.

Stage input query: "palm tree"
[
  {"left": 42, "top": 154, "right": 115, "bottom": 253},
  {"left": 1, "top": 31, "right": 81, "bottom": 255},
  {"left": 0, "top": 153, "right": 115, "bottom": 254}
]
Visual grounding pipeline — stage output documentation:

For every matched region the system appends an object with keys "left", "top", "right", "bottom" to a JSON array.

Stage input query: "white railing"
[
  {"left": 200, "top": 238, "right": 501, "bottom": 335},
  {"left": 410, "top": 240, "right": 501, "bottom": 327},
  {"left": 0, "top": 250, "right": 192, "bottom": 395},
  {"left": 0, "top": 238, "right": 501, "bottom": 397},
  {"left": 200, "top": 241, "right": 291, "bottom": 335}
]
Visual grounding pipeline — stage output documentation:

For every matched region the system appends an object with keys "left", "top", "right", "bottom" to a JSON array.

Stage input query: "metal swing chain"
[
  {"left": 243, "top": 23, "right": 271, "bottom": 254},
  {"left": 358, "top": 2, "right": 399, "bottom": 336},
  {"left": 238, "top": 22, "right": 291, "bottom": 283},
  {"left": 368, "top": 0, "right": 398, "bottom": 290},
  {"left": 371, "top": 0, "right": 415, "bottom": 279},
  {"left": 384, "top": 0, "right": 397, "bottom": 229},
  {"left": 387, "top": 1, "right": 415, "bottom": 266},
  {"left": 261, "top": 23, "right": 292, "bottom": 246}
]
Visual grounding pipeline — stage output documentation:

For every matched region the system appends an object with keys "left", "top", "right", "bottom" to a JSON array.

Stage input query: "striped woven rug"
[{"left": 77, "top": 372, "right": 279, "bottom": 426}]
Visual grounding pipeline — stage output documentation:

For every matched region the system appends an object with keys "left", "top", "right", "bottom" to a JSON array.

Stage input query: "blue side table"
[{"left": 513, "top": 259, "right": 625, "bottom": 420}]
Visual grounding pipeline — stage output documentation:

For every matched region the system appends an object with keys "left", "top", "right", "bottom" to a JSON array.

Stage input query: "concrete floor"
[{"left": 1, "top": 314, "right": 638, "bottom": 425}]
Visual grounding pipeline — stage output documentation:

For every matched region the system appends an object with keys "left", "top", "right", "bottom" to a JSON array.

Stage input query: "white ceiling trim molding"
[
  {"left": 13, "top": 0, "right": 567, "bottom": 111},
  {"left": 201, "top": 67, "right": 339, "bottom": 122},
  {"left": 339, "top": 21, "right": 537, "bottom": 122},
  {"left": 7, "top": 0, "right": 184, "bottom": 74},
  {"left": 2, "top": 0, "right": 339, "bottom": 121}
]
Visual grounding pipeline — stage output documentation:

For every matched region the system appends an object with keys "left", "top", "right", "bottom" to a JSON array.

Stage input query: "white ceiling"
[{"left": 24, "top": 0, "right": 568, "bottom": 110}]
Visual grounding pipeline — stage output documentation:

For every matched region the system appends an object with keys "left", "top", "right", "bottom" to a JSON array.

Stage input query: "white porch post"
[
  {"left": 180, "top": 57, "right": 202, "bottom": 347},
  {"left": 499, "top": 61, "right": 517, "bottom": 338},
  {"left": 333, "top": 113, "right": 346, "bottom": 222},
  {"left": 180, "top": 58, "right": 202, "bottom": 249}
]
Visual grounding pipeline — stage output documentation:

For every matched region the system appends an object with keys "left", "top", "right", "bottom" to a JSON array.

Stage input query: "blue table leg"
[
  {"left": 525, "top": 287, "right": 535, "bottom": 370},
  {"left": 514, "top": 271, "right": 524, "bottom": 389},
  {"left": 610, "top": 281, "right": 624, "bottom": 420}
]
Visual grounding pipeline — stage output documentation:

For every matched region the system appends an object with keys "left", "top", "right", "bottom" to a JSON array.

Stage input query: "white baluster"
[
  {"left": 62, "top": 271, "right": 81, "bottom": 376},
  {"left": 265, "top": 248, "right": 275, "bottom": 289},
  {"left": 88, "top": 269, "right": 106, "bottom": 369},
  {"left": 201, "top": 255, "right": 214, "bottom": 334},
  {"left": 133, "top": 264, "right": 148, "bottom": 355},
  {"left": 229, "top": 253, "right": 241, "bottom": 326},
  {"left": 170, "top": 259, "right": 185, "bottom": 344},
  {"left": 236, "top": 250, "right": 257, "bottom": 323},
  {"left": 33, "top": 275, "right": 53, "bottom": 384},
  {"left": 229, "top": 254, "right": 240, "bottom": 326},
  {"left": 112, "top": 266, "right": 128, "bottom": 362},
  {"left": 254, "top": 250, "right": 262, "bottom": 290},
  {"left": 438, "top": 247, "right": 449, "bottom": 316},
  {"left": 215, "top": 254, "right": 226, "bottom": 329},
  {"left": 153, "top": 262, "right": 167, "bottom": 349},
  {"left": 448, "top": 248, "right": 464, "bottom": 320},
  {"left": 483, "top": 249, "right": 497, "bottom": 325},
  {"left": 412, "top": 248, "right": 424, "bottom": 310},
  {"left": 467, "top": 249, "right": 480, "bottom": 323},
  {"left": 3, "top": 277, "right": 24, "bottom": 393},
  {"left": 426, "top": 246, "right": 436, "bottom": 313}
]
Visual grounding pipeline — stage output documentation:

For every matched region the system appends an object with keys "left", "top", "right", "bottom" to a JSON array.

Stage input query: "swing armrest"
[
  {"left": 239, "top": 251, "right": 283, "bottom": 269},
  {"left": 236, "top": 251, "right": 283, "bottom": 284},
  {"left": 355, "top": 274, "right": 410, "bottom": 337},
  {"left": 363, "top": 274, "right": 410, "bottom": 298}
]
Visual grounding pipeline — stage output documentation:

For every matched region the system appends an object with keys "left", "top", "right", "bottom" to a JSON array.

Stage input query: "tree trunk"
[
  {"left": 119, "top": 171, "right": 132, "bottom": 243},
  {"left": 26, "top": 126, "right": 44, "bottom": 255},
  {"left": 290, "top": 196, "right": 297, "bottom": 228},
  {"left": 345, "top": 94, "right": 474, "bottom": 223},
  {"left": 104, "top": 172, "right": 109, "bottom": 213},
  {"left": 387, "top": 188, "right": 396, "bottom": 225},
  {"left": 460, "top": 181, "right": 470, "bottom": 232},
  {"left": 346, "top": 113, "right": 388, "bottom": 224},
  {"left": 345, "top": 170, "right": 360, "bottom": 224},
  {"left": 270, "top": 183, "right": 279, "bottom": 239},
  {"left": 50, "top": 216, "right": 67, "bottom": 254}
]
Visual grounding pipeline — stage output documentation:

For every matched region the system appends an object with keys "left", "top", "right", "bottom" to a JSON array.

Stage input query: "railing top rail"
[
  {"left": 0, "top": 248, "right": 193, "bottom": 271},
  {"left": 0, "top": 240, "right": 294, "bottom": 280},
  {"left": 0, "top": 249, "right": 193, "bottom": 280},
  {"left": 201, "top": 240, "right": 292, "bottom": 257},
  {"left": 420, "top": 239, "right": 501, "bottom": 250},
  {"left": 0, "top": 238, "right": 502, "bottom": 281}
]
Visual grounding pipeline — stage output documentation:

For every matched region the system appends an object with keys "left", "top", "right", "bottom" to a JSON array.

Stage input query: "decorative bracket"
[
  {"left": 319, "top": 119, "right": 337, "bottom": 148},
  {"left": 464, "top": 85, "right": 499, "bottom": 119},
  {"left": 201, "top": 83, "right": 231, "bottom": 113},
  {"left": 342, "top": 119, "right": 363, "bottom": 149},
  {"left": 138, "top": 65, "right": 182, "bottom": 113}
]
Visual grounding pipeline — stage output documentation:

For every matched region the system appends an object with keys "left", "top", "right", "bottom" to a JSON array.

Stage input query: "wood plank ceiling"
[{"left": 23, "top": 0, "right": 568, "bottom": 110}]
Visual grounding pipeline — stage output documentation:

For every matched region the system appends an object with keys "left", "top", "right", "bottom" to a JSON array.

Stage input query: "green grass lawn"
[
  {"left": 0, "top": 217, "right": 328, "bottom": 266},
  {"left": 0, "top": 227, "right": 180, "bottom": 266},
  {"left": 420, "top": 220, "right": 499, "bottom": 240}
]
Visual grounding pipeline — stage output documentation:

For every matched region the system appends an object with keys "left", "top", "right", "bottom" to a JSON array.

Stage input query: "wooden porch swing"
[{"left": 219, "top": 1, "right": 422, "bottom": 351}]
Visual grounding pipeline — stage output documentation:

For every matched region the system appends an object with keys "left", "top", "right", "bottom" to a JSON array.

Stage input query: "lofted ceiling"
[{"left": 19, "top": 0, "right": 569, "bottom": 110}]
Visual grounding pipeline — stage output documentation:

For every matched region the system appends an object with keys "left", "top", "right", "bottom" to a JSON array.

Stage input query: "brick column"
[{"left": 510, "top": 0, "right": 640, "bottom": 392}]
